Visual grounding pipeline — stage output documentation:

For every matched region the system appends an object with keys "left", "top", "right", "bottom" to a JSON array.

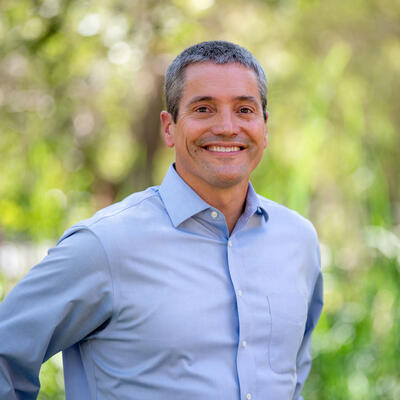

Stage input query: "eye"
[
  {"left": 195, "top": 106, "right": 211, "bottom": 113},
  {"left": 239, "top": 106, "right": 253, "bottom": 114}
]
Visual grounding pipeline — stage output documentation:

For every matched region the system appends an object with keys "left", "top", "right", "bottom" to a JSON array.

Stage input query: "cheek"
[
  {"left": 249, "top": 125, "right": 267, "bottom": 146},
  {"left": 181, "top": 124, "right": 204, "bottom": 145}
]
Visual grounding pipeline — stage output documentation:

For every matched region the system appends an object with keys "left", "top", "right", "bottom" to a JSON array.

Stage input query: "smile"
[{"left": 206, "top": 145, "right": 242, "bottom": 152}]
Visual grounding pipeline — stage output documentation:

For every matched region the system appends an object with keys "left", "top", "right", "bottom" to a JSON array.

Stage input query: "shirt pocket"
[{"left": 267, "top": 291, "right": 307, "bottom": 374}]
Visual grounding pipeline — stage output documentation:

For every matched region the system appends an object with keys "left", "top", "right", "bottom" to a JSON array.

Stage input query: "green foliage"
[
  {"left": 38, "top": 354, "right": 65, "bottom": 400},
  {"left": 0, "top": 0, "right": 399, "bottom": 398}
]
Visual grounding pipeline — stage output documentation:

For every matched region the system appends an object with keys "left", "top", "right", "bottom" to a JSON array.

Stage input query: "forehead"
[{"left": 181, "top": 62, "right": 260, "bottom": 103}]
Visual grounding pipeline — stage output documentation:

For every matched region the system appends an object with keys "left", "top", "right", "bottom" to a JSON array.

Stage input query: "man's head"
[
  {"left": 161, "top": 41, "right": 268, "bottom": 200},
  {"left": 165, "top": 41, "right": 268, "bottom": 123}
]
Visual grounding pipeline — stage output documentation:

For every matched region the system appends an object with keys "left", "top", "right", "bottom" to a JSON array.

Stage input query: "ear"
[
  {"left": 263, "top": 111, "right": 269, "bottom": 148},
  {"left": 160, "top": 111, "right": 176, "bottom": 148}
]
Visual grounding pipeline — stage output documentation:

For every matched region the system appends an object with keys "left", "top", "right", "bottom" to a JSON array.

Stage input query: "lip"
[
  {"left": 200, "top": 143, "right": 246, "bottom": 156},
  {"left": 200, "top": 141, "right": 247, "bottom": 150}
]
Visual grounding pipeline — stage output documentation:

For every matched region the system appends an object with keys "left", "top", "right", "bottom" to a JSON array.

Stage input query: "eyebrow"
[
  {"left": 187, "top": 96, "right": 214, "bottom": 106},
  {"left": 187, "top": 95, "right": 260, "bottom": 106},
  {"left": 235, "top": 96, "right": 259, "bottom": 104}
]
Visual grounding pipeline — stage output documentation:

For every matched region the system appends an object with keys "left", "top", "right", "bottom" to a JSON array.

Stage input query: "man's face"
[{"left": 161, "top": 62, "right": 268, "bottom": 197}]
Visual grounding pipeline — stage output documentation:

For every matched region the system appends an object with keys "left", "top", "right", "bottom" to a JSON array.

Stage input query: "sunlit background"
[{"left": 0, "top": 0, "right": 399, "bottom": 399}]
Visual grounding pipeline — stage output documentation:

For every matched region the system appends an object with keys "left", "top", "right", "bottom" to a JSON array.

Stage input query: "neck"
[
  {"left": 207, "top": 186, "right": 248, "bottom": 234},
  {"left": 183, "top": 177, "right": 248, "bottom": 234}
]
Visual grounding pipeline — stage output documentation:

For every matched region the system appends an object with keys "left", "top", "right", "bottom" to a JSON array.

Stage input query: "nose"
[{"left": 210, "top": 108, "right": 239, "bottom": 136}]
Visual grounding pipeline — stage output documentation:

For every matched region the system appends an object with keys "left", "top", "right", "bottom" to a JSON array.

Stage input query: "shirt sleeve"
[
  {"left": 293, "top": 240, "right": 324, "bottom": 400},
  {"left": 0, "top": 227, "right": 114, "bottom": 400}
]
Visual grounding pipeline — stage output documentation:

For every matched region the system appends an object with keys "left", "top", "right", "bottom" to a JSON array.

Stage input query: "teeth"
[{"left": 207, "top": 145, "right": 240, "bottom": 152}]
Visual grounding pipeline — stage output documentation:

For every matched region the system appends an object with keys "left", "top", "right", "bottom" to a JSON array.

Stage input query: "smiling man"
[
  {"left": 161, "top": 61, "right": 268, "bottom": 233},
  {"left": 0, "top": 41, "right": 323, "bottom": 400}
]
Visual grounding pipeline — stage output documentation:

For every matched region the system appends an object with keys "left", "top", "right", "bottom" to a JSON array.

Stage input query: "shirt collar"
[
  {"left": 159, "top": 164, "right": 268, "bottom": 227},
  {"left": 243, "top": 183, "right": 269, "bottom": 222},
  {"left": 159, "top": 164, "right": 211, "bottom": 227}
]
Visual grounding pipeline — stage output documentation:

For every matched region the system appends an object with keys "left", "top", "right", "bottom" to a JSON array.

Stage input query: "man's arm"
[
  {"left": 293, "top": 241, "right": 324, "bottom": 400},
  {"left": 0, "top": 228, "right": 114, "bottom": 399}
]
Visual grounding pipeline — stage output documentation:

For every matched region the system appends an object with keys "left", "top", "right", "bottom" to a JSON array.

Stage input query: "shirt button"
[
  {"left": 211, "top": 211, "right": 218, "bottom": 219},
  {"left": 242, "top": 340, "right": 247, "bottom": 348},
  {"left": 238, "top": 289, "right": 242, "bottom": 297},
  {"left": 246, "top": 394, "right": 252, "bottom": 400},
  {"left": 228, "top": 239, "right": 232, "bottom": 247}
]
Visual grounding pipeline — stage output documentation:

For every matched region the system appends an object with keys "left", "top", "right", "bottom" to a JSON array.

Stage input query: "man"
[{"left": 0, "top": 41, "right": 323, "bottom": 399}]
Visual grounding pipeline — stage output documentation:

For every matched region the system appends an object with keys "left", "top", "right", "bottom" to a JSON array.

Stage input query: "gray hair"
[{"left": 164, "top": 40, "right": 268, "bottom": 122}]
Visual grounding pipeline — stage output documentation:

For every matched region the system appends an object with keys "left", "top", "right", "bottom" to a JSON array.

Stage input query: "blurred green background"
[{"left": 0, "top": 0, "right": 399, "bottom": 398}]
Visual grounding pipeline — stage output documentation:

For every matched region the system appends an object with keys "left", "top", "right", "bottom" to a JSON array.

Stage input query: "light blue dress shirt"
[{"left": 0, "top": 164, "right": 323, "bottom": 400}]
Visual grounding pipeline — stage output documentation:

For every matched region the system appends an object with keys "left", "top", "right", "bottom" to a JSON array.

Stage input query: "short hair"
[{"left": 164, "top": 40, "right": 268, "bottom": 122}]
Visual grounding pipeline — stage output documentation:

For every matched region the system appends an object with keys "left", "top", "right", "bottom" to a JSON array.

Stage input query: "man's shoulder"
[
  {"left": 59, "top": 186, "right": 162, "bottom": 242},
  {"left": 89, "top": 187, "right": 160, "bottom": 224},
  {"left": 257, "top": 194, "right": 318, "bottom": 241}
]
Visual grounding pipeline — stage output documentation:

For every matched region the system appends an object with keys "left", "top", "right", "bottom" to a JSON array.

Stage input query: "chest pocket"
[{"left": 267, "top": 291, "right": 307, "bottom": 374}]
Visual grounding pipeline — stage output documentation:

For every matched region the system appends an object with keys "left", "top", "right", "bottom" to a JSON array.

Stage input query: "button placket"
[{"left": 226, "top": 235, "right": 255, "bottom": 400}]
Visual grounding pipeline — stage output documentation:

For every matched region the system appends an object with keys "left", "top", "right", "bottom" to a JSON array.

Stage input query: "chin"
[{"left": 206, "top": 173, "right": 246, "bottom": 189}]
